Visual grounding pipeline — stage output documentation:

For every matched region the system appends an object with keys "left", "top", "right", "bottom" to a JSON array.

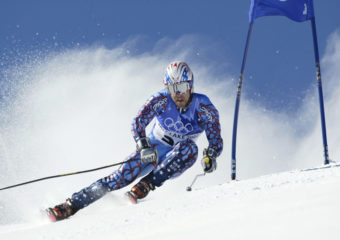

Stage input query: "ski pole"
[
  {"left": 186, "top": 172, "right": 206, "bottom": 192},
  {"left": 0, "top": 159, "right": 133, "bottom": 191}
]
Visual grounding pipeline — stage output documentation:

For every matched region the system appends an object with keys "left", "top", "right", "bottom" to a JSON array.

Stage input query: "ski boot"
[
  {"left": 125, "top": 179, "right": 155, "bottom": 204},
  {"left": 46, "top": 198, "right": 78, "bottom": 222}
]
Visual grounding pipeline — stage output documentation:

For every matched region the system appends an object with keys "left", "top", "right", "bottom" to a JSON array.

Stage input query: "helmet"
[{"left": 163, "top": 61, "right": 194, "bottom": 92}]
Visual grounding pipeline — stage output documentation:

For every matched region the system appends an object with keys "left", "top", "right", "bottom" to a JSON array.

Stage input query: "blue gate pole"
[
  {"left": 310, "top": 17, "right": 330, "bottom": 165},
  {"left": 231, "top": 22, "right": 254, "bottom": 180}
]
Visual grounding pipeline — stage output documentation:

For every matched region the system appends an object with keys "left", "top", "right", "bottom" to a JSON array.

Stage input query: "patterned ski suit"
[{"left": 71, "top": 89, "right": 223, "bottom": 209}]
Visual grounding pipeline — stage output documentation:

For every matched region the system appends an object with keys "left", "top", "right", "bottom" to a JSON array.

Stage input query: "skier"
[{"left": 47, "top": 61, "right": 223, "bottom": 221}]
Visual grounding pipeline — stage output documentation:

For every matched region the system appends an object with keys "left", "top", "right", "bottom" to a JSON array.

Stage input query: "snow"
[
  {"left": 1, "top": 32, "right": 340, "bottom": 240},
  {"left": 1, "top": 163, "right": 340, "bottom": 239}
]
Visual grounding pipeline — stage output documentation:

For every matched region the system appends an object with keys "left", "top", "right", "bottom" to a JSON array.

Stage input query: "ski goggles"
[{"left": 167, "top": 82, "right": 190, "bottom": 95}]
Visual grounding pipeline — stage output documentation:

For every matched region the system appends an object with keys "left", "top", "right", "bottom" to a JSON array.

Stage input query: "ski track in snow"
[{"left": 1, "top": 163, "right": 340, "bottom": 240}]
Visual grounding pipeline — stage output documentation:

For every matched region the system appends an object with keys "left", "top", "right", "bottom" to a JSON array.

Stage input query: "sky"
[{"left": 1, "top": 0, "right": 340, "bottom": 111}]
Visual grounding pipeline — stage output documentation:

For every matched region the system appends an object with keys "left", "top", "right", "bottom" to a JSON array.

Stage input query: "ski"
[
  {"left": 125, "top": 191, "right": 138, "bottom": 204},
  {"left": 45, "top": 208, "right": 58, "bottom": 222}
]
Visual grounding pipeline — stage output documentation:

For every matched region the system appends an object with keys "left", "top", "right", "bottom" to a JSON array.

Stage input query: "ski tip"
[
  {"left": 125, "top": 191, "right": 138, "bottom": 205},
  {"left": 45, "top": 208, "right": 57, "bottom": 222}
]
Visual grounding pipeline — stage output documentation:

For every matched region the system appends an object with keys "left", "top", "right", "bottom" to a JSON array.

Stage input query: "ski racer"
[{"left": 47, "top": 61, "right": 224, "bottom": 221}]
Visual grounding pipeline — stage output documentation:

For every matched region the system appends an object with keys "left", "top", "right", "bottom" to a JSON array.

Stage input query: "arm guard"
[
  {"left": 131, "top": 92, "right": 168, "bottom": 141},
  {"left": 198, "top": 100, "right": 223, "bottom": 157}
]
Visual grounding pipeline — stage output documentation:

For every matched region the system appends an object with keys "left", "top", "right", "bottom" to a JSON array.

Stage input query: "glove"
[
  {"left": 201, "top": 148, "right": 217, "bottom": 173},
  {"left": 136, "top": 137, "right": 158, "bottom": 164}
]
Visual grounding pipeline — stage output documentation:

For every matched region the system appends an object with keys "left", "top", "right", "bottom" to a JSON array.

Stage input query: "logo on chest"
[{"left": 163, "top": 117, "right": 193, "bottom": 135}]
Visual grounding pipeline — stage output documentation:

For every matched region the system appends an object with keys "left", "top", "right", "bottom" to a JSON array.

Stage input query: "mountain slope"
[{"left": 1, "top": 163, "right": 340, "bottom": 240}]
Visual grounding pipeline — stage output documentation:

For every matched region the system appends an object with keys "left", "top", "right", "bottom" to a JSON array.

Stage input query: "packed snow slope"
[{"left": 0, "top": 162, "right": 340, "bottom": 240}]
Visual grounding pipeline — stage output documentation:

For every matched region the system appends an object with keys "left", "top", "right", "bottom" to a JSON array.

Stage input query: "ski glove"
[
  {"left": 136, "top": 137, "right": 158, "bottom": 164},
  {"left": 201, "top": 148, "right": 217, "bottom": 173}
]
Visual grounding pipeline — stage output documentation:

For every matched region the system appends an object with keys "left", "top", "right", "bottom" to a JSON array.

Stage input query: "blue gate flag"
[{"left": 249, "top": 0, "right": 315, "bottom": 23}]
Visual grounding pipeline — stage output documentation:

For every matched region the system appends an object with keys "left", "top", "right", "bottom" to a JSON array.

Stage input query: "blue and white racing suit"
[{"left": 71, "top": 89, "right": 223, "bottom": 209}]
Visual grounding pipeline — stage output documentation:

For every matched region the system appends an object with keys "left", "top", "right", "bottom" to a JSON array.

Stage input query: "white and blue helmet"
[{"left": 164, "top": 61, "right": 194, "bottom": 92}]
